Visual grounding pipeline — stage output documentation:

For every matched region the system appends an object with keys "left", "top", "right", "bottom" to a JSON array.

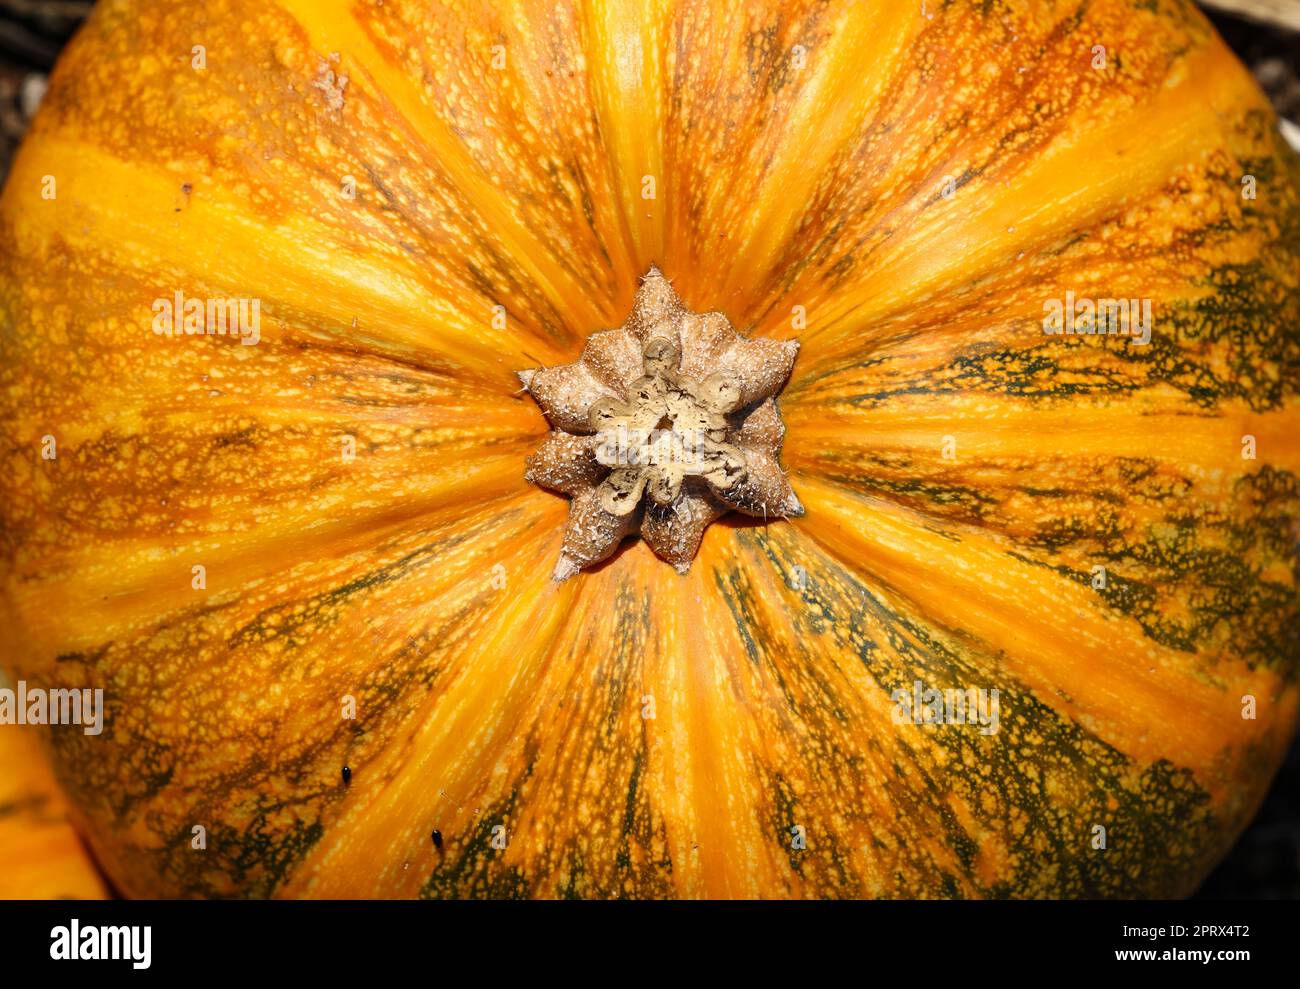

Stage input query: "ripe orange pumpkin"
[{"left": 0, "top": 0, "right": 1297, "bottom": 899}]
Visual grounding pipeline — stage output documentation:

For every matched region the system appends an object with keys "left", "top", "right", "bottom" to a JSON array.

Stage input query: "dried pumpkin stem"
[{"left": 519, "top": 267, "right": 802, "bottom": 579}]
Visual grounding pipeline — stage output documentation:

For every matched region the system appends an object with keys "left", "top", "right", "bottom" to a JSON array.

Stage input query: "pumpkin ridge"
[
  {"left": 4, "top": 137, "right": 539, "bottom": 377},
  {"left": 790, "top": 476, "right": 1297, "bottom": 768},
  {"left": 579, "top": 0, "right": 671, "bottom": 271},
  {"left": 275, "top": 0, "right": 619, "bottom": 341},
  {"left": 284, "top": 547, "right": 584, "bottom": 898},
  {"left": 727, "top": 523, "right": 1250, "bottom": 897}
]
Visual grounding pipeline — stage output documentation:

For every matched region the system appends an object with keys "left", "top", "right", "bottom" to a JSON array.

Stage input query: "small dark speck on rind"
[
  {"left": 341, "top": 765, "right": 352, "bottom": 786},
  {"left": 431, "top": 829, "right": 443, "bottom": 850}
]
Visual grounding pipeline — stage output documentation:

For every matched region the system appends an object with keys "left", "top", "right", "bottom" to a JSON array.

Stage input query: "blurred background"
[{"left": 0, "top": 0, "right": 1295, "bottom": 898}]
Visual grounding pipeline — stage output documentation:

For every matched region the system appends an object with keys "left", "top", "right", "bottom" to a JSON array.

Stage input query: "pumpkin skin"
[
  {"left": 0, "top": 724, "right": 109, "bottom": 899},
  {"left": 0, "top": 0, "right": 1297, "bottom": 899}
]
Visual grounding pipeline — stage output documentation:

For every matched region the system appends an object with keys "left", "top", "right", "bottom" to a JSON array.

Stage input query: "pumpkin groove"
[{"left": 0, "top": 0, "right": 1296, "bottom": 899}]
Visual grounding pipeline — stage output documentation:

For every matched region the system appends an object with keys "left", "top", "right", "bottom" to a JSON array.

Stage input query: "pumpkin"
[
  {"left": 0, "top": 720, "right": 109, "bottom": 899},
  {"left": 0, "top": 0, "right": 1297, "bottom": 900}
]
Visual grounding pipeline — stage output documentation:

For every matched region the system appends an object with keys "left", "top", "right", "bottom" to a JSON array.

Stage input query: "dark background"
[{"left": 0, "top": 0, "right": 1295, "bottom": 899}]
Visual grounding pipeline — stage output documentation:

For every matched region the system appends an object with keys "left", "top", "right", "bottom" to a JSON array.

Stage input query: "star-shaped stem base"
[{"left": 518, "top": 266, "right": 802, "bottom": 580}]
